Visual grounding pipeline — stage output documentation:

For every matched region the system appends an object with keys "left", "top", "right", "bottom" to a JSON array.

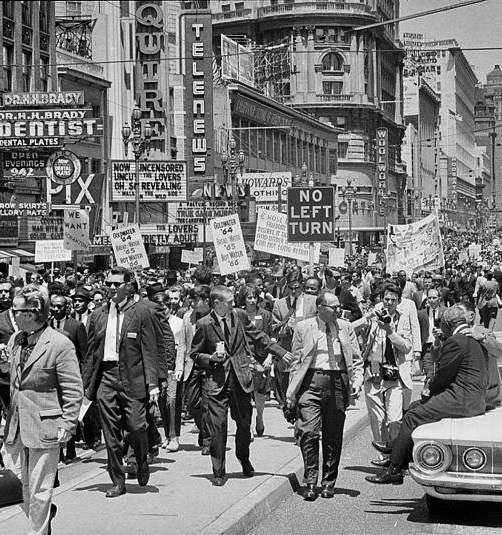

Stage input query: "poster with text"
[
  {"left": 254, "top": 209, "right": 320, "bottom": 263},
  {"left": 210, "top": 214, "right": 250, "bottom": 275},
  {"left": 181, "top": 248, "right": 203, "bottom": 264},
  {"left": 386, "top": 213, "right": 444, "bottom": 274},
  {"left": 63, "top": 209, "right": 90, "bottom": 250},
  {"left": 110, "top": 224, "right": 149, "bottom": 270},
  {"left": 328, "top": 247, "right": 345, "bottom": 267},
  {"left": 35, "top": 240, "right": 72, "bottom": 263}
]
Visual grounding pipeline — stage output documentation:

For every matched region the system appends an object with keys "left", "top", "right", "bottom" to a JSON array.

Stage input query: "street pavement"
[{"left": 0, "top": 397, "right": 369, "bottom": 535}]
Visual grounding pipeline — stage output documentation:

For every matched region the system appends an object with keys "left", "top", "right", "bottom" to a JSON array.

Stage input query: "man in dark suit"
[
  {"left": 0, "top": 284, "right": 17, "bottom": 413},
  {"left": 82, "top": 267, "right": 159, "bottom": 498},
  {"left": 417, "top": 288, "right": 446, "bottom": 380},
  {"left": 367, "top": 305, "right": 488, "bottom": 484},
  {"left": 459, "top": 266, "right": 477, "bottom": 305},
  {"left": 190, "top": 285, "right": 292, "bottom": 486},
  {"left": 50, "top": 293, "right": 88, "bottom": 462}
]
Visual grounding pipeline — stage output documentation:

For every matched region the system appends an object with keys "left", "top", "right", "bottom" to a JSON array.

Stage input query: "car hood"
[{"left": 412, "top": 407, "right": 502, "bottom": 446}]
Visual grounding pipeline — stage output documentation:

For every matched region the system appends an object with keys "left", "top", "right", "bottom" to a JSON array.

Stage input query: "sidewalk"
[{"left": 0, "top": 399, "right": 368, "bottom": 535}]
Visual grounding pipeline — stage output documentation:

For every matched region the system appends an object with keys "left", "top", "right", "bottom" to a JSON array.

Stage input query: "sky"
[{"left": 400, "top": 0, "right": 502, "bottom": 83}]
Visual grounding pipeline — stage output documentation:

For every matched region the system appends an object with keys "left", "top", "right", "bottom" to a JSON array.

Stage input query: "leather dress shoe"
[
  {"left": 106, "top": 484, "right": 126, "bottom": 498},
  {"left": 213, "top": 475, "right": 227, "bottom": 487},
  {"left": 320, "top": 485, "right": 335, "bottom": 499},
  {"left": 371, "top": 458, "right": 391, "bottom": 468},
  {"left": 241, "top": 459, "right": 255, "bottom": 477},
  {"left": 366, "top": 465, "right": 403, "bottom": 485},
  {"left": 371, "top": 441, "right": 393, "bottom": 455},
  {"left": 124, "top": 463, "right": 137, "bottom": 480},
  {"left": 201, "top": 446, "right": 210, "bottom": 456},
  {"left": 302, "top": 484, "right": 317, "bottom": 501},
  {"left": 137, "top": 461, "right": 150, "bottom": 487},
  {"left": 256, "top": 421, "right": 265, "bottom": 437}
]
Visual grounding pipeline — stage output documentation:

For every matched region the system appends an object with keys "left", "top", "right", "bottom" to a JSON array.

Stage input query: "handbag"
[{"left": 0, "top": 468, "right": 23, "bottom": 507}]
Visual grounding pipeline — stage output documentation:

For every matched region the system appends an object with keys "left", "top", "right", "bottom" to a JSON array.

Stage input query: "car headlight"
[
  {"left": 463, "top": 448, "right": 486, "bottom": 471},
  {"left": 413, "top": 441, "right": 452, "bottom": 474}
]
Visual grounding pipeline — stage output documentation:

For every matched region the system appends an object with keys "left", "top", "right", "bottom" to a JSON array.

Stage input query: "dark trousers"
[
  {"left": 96, "top": 363, "right": 149, "bottom": 485},
  {"left": 82, "top": 402, "right": 101, "bottom": 446},
  {"left": 480, "top": 306, "right": 498, "bottom": 329},
  {"left": 295, "top": 369, "right": 348, "bottom": 486},
  {"left": 184, "top": 368, "right": 210, "bottom": 447},
  {"left": 273, "top": 359, "right": 289, "bottom": 405},
  {"left": 421, "top": 344, "right": 436, "bottom": 381},
  {"left": 206, "top": 368, "right": 252, "bottom": 477},
  {"left": 390, "top": 399, "right": 448, "bottom": 469}
]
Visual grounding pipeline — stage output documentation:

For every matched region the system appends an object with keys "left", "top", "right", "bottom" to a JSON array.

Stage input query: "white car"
[{"left": 409, "top": 406, "right": 502, "bottom": 514}]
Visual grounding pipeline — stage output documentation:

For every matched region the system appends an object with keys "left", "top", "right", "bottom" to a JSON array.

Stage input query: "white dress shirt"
[{"left": 103, "top": 302, "right": 125, "bottom": 362}]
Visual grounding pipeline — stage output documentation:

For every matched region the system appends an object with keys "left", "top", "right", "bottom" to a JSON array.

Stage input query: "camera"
[{"left": 376, "top": 309, "right": 392, "bottom": 324}]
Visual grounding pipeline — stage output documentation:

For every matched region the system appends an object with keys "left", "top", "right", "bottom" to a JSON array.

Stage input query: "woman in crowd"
[{"left": 236, "top": 284, "right": 274, "bottom": 437}]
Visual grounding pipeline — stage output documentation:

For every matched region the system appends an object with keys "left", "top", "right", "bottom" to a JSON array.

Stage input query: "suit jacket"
[
  {"left": 427, "top": 330, "right": 488, "bottom": 417},
  {"left": 4, "top": 327, "right": 83, "bottom": 449},
  {"left": 272, "top": 293, "right": 317, "bottom": 351},
  {"left": 459, "top": 275, "right": 477, "bottom": 297},
  {"left": 53, "top": 317, "right": 88, "bottom": 365},
  {"left": 417, "top": 305, "right": 446, "bottom": 350},
  {"left": 190, "top": 308, "right": 287, "bottom": 396},
  {"left": 176, "top": 309, "right": 198, "bottom": 382},
  {"left": 0, "top": 309, "right": 15, "bottom": 345},
  {"left": 246, "top": 307, "right": 273, "bottom": 362},
  {"left": 82, "top": 299, "right": 158, "bottom": 401},
  {"left": 335, "top": 286, "right": 363, "bottom": 321},
  {"left": 145, "top": 300, "right": 176, "bottom": 379},
  {"left": 353, "top": 303, "right": 414, "bottom": 389},
  {"left": 287, "top": 316, "right": 363, "bottom": 408}
]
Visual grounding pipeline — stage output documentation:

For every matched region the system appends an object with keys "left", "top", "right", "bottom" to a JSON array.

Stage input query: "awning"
[
  {"left": 0, "top": 250, "right": 16, "bottom": 259},
  {"left": 4, "top": 248, "right": 34, "bottom": 258}
]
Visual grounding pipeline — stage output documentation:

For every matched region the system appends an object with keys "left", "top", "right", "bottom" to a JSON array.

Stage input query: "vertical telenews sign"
[
  {"left": 181, "top": 11, "right": 214, "bottom": 180},
  {"left": 376, "top": 127, "right": 388, "bottom": 216},
  {"left": 135, "top": 1, "right": 168, "bottom": 153}
]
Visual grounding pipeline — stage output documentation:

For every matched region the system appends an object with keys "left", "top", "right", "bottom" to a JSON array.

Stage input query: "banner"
[
  {"left": 63, "top": 209, "right": 90, "bottom": 251},
  {"left": 35, "top": 240, "right": 72, "bottom": 263},
  {"left": 386, "top": 213, "right": 444, "bottom": 274},
  {"left": 468, "top": 243, "right": 481, "bottom": 260},
  {"left": 254, "top": 209, "right": 320, "bottom": 263},
  {"left": 181, "top": 248, "right": 203, "bottom": 265},
  {"left": 110, "top": 224, "right": 149, "bottom": 270},
  {"left": 328, "top": 247, "right": 345, "bottom": 267},
  {"left": 210, "top": 214, "right": 250, "bottom": 275}
]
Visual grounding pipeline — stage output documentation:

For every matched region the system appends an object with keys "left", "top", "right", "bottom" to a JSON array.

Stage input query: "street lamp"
[
  {"left": 121, "top": 108, "right": 153, "bottom": 225},
  {"left": 191, "top": 188, "right": 207, "bottom": 266},
  {"left": 221, "top": 137, "right": 245, "bottom": 212},
  {"left": 340, "top": 178, "right": 357, "bottom": 256}
]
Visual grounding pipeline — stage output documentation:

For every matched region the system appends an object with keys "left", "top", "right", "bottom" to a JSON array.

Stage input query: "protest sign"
[
  {"left": 468, "top": 243, "right": 481, "bottom": 260},
  {"left": 181, "top": 248, "right": 203, "bottom": 264},
  {"left": 328, "top": 247, "right": 345, "bottom": 267},
  {"left": 253, "top": 209, "right": 320, "bottom": 263},
  {"left": 458, "top": 250, "right": 468, "bottom": 264},
  {"left": 110, "top": 224, "right": 149, "bottom": 270},
  {"left": 35, "top": 240, "right": 72, "bottom": 263},
  {"left": 210, "top": 214, "right": 250, "bottom": 275},
  {"left": 368, "top": 252, "right": 377, "bottom": 265},
  {"left": 63, "top": 209, "right": 90, "bottom": 250},
  {"left": 386, "top": 213, "right": 444, "bottom": 274}
]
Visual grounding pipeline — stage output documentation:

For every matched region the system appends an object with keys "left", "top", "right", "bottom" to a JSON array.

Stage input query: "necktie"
[
  {"left": 221, "top": 317, "right": 231, "bottom": 343},
  {"left": 325, "top": 323, "right": 336, "bottom": 366},
  {"left": 116, "top": 304, "right": 121, "bottom": 353},
  {"left": 56, "top": 320, "right": 61, "bottom": 329}
]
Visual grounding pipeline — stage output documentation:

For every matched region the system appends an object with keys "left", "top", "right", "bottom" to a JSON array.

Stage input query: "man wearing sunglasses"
[
  {"left": 2, "top": 285, "right": 83, "bottom": 534},
  {"left": 286, "top": 289, "right": 363, "bottom": 501},
  {"left": 82, "top": 267, "right": 158, "bottom": 498}
]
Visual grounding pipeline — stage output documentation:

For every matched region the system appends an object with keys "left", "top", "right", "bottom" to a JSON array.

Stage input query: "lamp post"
[
  {"left": 121, "top": 108, "right": 153, "bottom": 225},
  {"left": 191, "top": 188, "right": 207, "bottom": 265},
  {"left": 339, "top": 178, "right": 357, "bottom": 256},
  {"left": 221, "top": 137, "right": 245, "bottom": 212}
]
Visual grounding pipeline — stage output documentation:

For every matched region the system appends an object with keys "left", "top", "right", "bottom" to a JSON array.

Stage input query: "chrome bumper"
[{"left": 409, "top": 465, "right": 502, "bottom": 492}]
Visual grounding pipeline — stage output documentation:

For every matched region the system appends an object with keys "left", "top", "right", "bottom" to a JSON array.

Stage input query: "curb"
[{"left": 204, "top": 405, "right": 369, "bottom": 535}]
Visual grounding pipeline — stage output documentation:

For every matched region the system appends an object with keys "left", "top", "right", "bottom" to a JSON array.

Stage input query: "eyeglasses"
[
  {"left": 288, "top": 285, "right": 301, "bottom": 290},
  {"left": 12, "top": 309, "right": 38, "bottom": 315},
  {"left": 104, "top": 281, "right": 123, "bottom": 287},
  {"left": 321, "top": 304, "right": 341, "bottom": 311}
]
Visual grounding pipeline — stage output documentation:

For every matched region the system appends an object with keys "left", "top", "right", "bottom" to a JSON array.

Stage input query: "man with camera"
[{"left": 353, "top": 283, "right": 413, "bottom": 467}]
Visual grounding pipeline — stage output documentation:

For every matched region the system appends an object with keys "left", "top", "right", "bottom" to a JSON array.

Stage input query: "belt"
[
  {"left": 101, "top": 360, "right": 119, "bottom": 368},
  {"left": 310, "top": 368, "right": 344, "bottom": 375}
]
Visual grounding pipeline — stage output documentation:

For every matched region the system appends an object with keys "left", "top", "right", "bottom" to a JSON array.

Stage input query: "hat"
[
  {"left": 146, "top": 282, "right": 165, "bottom": 297},
  {"left": 72, "top": 286, "right": 92, "bottom": 302}
]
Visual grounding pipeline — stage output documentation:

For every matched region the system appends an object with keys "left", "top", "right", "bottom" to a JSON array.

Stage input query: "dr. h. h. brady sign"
[{"left": 287, "top": 186, "right": 335, "bottom": 243}]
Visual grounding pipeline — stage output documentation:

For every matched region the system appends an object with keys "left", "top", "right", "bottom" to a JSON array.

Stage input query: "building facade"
[{"left": 210, "top": 0, "right": 406, "bottom": 247}]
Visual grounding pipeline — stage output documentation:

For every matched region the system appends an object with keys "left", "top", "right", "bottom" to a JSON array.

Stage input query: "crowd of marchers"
[{"left": 0, "top": 231, "right": 501, "bottom": 533}]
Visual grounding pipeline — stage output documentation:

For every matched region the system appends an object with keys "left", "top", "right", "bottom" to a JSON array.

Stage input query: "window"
[
  {"left": 235, "top": 2, "right": 244, "bottom": 10},
  {"left": 322, "top": 52, "right": 343, "bottom": 72},
  {"left": 3, "top": 46, "right": 13, "bottom": 92},
  {"left": 22, "top": 51, "right": 32, "bottom": 92},
  {"left": 21, "top": 0, "right": 33, "bottom": 25},
  {"left": 4, "top": 1, "right": 14, "bottom": 19},
  {"left": 337, "top": 142, "right": 348, "bottom": 159},
  {"left": 221, "top": 4, "right": 231, "bottom": 12},
  {"left": 329, "top": 148, "right": 337, "bottom": 174},
  {"left": 40, "top": 56, "right": 49, "bottom": 91},
  {"left": 323, "top": 81, "right": 343, "bottom": 95},
  {"left": 91, "top": 159, "right": 102, "bottom": 174},
  {"left": 39, "top": 1, "right": 49, "bottom": 32}
]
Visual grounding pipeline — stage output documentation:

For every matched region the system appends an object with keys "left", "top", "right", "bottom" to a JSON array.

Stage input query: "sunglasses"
[
  {"left": 12, "top": 308, "right": 38, "bottom": 315},
  {"left": 104, "top": 281, "right": 123, "bottom": 287}
]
